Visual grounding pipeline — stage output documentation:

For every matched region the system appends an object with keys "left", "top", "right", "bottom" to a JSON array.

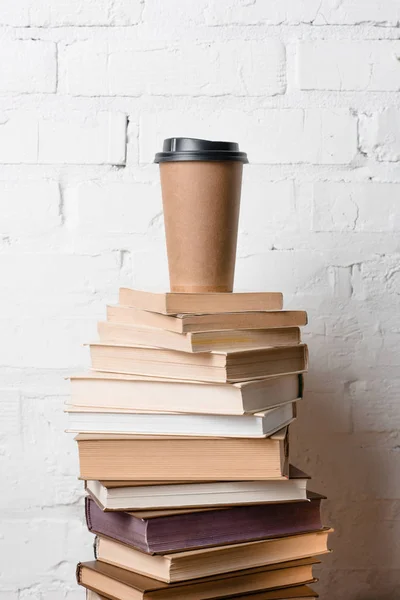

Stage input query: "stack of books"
[{"left": 68, "top": 288, "right": 332, "bottom": 600}]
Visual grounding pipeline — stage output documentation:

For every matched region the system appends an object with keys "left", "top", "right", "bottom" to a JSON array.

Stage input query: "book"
[
  {"left": 119, "top": 288, "right": 284, "bottom": 315},
  {"left": 78, "top": 557, "right": 319, "bottom": 599},
  {"left": 85, "top": 585, "right": 319, "bottom": 600},
  {"left": 76, "top": 429, "right": 288, "bottom": 481},
  {"left": 89, "top": 344, "right": 308, "bottom": 383},
  {"left": 98, "top": 321, "right": 301, "bottom": 353},
  {"left": 85, "top": 492, "right": 324, "bottom": 554},
  {"left": 94, "top": 528, "right": 331, "bottom": 582},
  {"left": 108, "top": 305, "right": 307, "bottom": 333},
  {"left": 67, "top": 401, "right": 296, "bottom": 438},
  {"left": 86, "top": 465, "right": 309, "bottom": 510},
  {"left": 68, "top": 372, "right": 303, "bottom": 416}
]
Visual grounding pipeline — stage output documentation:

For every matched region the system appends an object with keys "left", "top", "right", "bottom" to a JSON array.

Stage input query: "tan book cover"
[
  {"left": 89, "top": 343, "right": 308, "bottom": 383},
  {"left": 108, "top": 304, "right": 307, "bottom": 333},
  {"left": 98, "top": 321, "right": 301, "bottom": 353},
  {"left": 76, "top": 428, "right": 289, "bottom": 481},
  {"left": 119, "top": 288, "right": 284, "bottom": 315},
  {"left": 94, "top": 528, "right": 331, "bottom": 582}
]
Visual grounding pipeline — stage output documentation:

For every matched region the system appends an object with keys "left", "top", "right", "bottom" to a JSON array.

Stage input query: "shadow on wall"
[{"left": 290, "top": 333, "right": 400, "bottom": 599}]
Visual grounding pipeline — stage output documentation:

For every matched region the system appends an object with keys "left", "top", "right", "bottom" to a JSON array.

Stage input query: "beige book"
[
  {"left": 68, "top": 372, "right": 303, "bottom": 416},
  {"left": 98, "top": 321, "right": 301, "bottom": 353},
  {"left": 108, "top": 304, "right": 307, "bottom": 333},
  {"left": 79, "top": 557, "right": 319, "bottom": 600},
  {"left": 119, "top": 288, "right": 283, "bottom": 315},
  {"left": 89, "top": 343, "right": 308, "bottom": 383},
  {"left": 95, "top": 528, "right": 331, "bottom": 582},
  {"left": 76, "top": 428, "right": 288, "bottom": 481}
]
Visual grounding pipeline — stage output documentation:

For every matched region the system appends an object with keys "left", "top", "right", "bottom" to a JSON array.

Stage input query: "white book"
[
  {"left": 86, "top": 466, "right": 309, "bottom": 510},
  {"left": 66, "top": 401, "right": 296, "bottom": 438},
  {"left": 68, "top": 372, "right": 303, "bottom": 416}
]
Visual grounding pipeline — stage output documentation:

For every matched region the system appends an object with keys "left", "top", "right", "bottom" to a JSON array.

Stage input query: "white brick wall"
[{"left": 1, "top": 1, "right": 400, "bottom": 598}]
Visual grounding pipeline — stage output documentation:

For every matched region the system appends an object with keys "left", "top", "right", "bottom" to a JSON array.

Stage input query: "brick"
[
  {"left": 298, "top": 41, "right": 400, "bottom": 91},
  {"left": 360, "top": 108, "right": 400, "bottom": 162},
  {"left": 312, "top": 182, "right": 400, "bottom": 232},
  {"left": 0, "top": 40, "right": 56, "bottom": 93},
  {"left": 0, "top": 0, "right": 142, "bottom": 26},
  {"left": 239, "top": 177, "right": 311, "bottom": 235},
  {"left": 0, "top": 318, "right": 94, "bottom": 368},
  {"left": 0, "top": 181, "right": 61, "bottom": 235},
  {"left": 143, "top": 0, "right": 208, "bottom": 30},
  {"left": 140, "top": 109, "right": 357, "bottom": 165},
  {"left": 205, "top": 0, "right": 321, "bottom": 25},
  {"left": 0, "top": 390, "right": 20, "bottom": 436},
  {"left": 64, "top": 40, "right": 286, "bottom": 97},
  {"left": 75, "top": 181, "right": 163, "bottom": 233},
  {"left": 0, "top": 112, "right": 126, "bottom": 165},
  {"left": 0, "top": 253, "right": 122, "bottom": 317},
  {"left": 0, "top": 519, "right": 70, "bottom": 586},
  {"left": 316, "top": 0, "right": 400, "bottom": 25},
  {"left": 205, "top": 0, "right": 400, "bottom": 25}
]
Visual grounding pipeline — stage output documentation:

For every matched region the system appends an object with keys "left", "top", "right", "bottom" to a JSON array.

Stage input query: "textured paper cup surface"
[{"left": 160, "top": 161, "right": 243, "bottom": 293}]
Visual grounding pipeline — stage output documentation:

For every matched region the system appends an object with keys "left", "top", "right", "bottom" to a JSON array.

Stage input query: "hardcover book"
[
  {"left": 68, "top": 372, "right": 303, "bottom": 415},
  {"left": 94, "top": 528, "right": 331, "bottom": 582},
  {"left": 118, "top": 288, "right": 284, "bottom": 315},
  {"left": 78, "top": 557, "right": 319, "bottom": 599},
  {"left": 85, "top": 492, "right": 324, "bottom": 554},
  {"left": 108, "top": 304, "right": 307, "bottom": 333},
  {"left": 89, "top": 343, "right": 308, "bottom": 383},
  {"left": 85, "top": 465, "right": 309, "bottom": 510},
  {"left": 76, "top": 429, "right": 289, "bottom": 481}
]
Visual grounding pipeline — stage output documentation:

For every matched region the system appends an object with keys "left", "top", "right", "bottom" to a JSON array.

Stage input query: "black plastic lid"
[{"left": 154, "top": 137, "right": 248, "bottom": 163}]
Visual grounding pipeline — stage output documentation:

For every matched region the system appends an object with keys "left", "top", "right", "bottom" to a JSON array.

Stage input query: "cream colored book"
[
  {"left": 98, "top": 321, "right": 301, "bottom": 353},
  {"left": 89, "top": 343, "right": 308, "bottom": 383},
  {"left": 95, "top": 529, "right": 331, "bottom": 582},
  {"left": 66, "top": 401, "right": 296, "bottom": 438},
  {"left": 68, "top": 372, "right": 303, "bottom": 415},
  {"left": 108, "top": 304, "right": 307, "bottom": 333},
  {"left": 119, "top": 288, "right": 283, "bottom": 315},
  {"left": 76, "top": 428, "right": 288, "bottom": 481},
  {"left": 85, "top": 465, "right": 309, "bottom": 511}
]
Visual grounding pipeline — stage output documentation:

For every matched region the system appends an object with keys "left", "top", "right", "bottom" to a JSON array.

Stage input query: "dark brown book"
[
  {"left": 85, "top": 492, "right": 324, "bottom": 554},
  {"left": 77, "top": 557, "right": 319, "bottom": 599}
]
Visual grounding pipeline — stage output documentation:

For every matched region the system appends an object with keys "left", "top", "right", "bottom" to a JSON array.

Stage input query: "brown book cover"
[
  {"left": 86, "top": 586, "right": 318, "bottom": 600},
  {"left": 77, "top": 557, "right": 319, "bottom": 599}
]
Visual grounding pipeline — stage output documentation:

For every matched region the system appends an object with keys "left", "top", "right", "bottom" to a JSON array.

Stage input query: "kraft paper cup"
[{"left": 155, "top": 138, "right": 248, "bottom": 293}]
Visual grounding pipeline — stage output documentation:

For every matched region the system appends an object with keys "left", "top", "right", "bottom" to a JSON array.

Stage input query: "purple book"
[{"left": 85, "top": 492, "right": 324, "bottom": 555}]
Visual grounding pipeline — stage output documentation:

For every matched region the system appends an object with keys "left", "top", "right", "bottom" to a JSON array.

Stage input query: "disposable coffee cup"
[{"left": 154, "top": 138, "right": 248, "bottom": 293}]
